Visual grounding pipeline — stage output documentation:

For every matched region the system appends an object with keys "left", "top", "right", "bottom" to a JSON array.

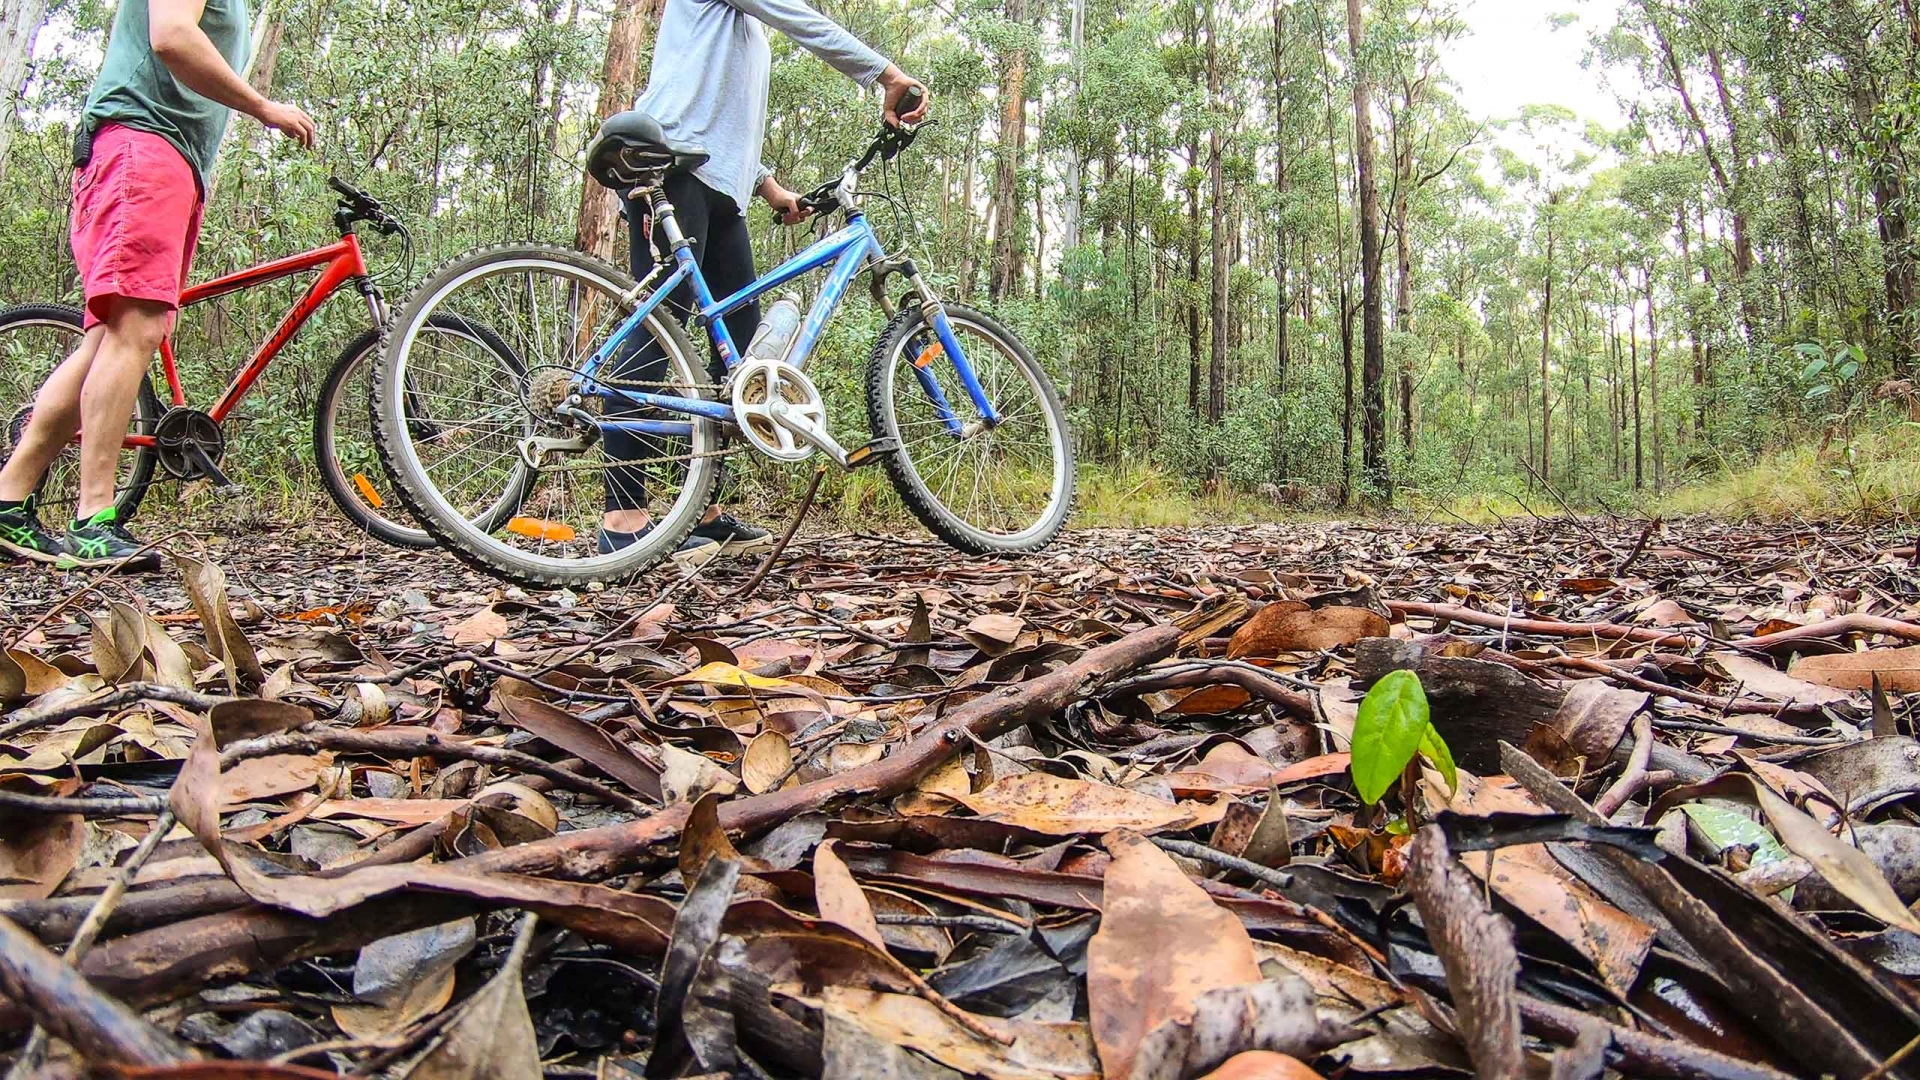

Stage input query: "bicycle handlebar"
[
  {"left": 794, "top": 93, "right": 929, "bottom": 218},
  {"left": 328, "top": 176, "right": 403, "bottom": 236}
]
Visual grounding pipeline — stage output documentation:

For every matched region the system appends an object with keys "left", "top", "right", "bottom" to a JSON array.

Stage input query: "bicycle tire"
[
  {"left": 865, "top": 303, "right": 1074, "bottom": 554},
  {"left": 315, "top": 315, "right": 531, "bottom": 550},
  {"left": 371, "top": 242, "right": 720, "bottom": 588},
  {"left": 0, "top": 303, "right": 161, "bottom": 524}
]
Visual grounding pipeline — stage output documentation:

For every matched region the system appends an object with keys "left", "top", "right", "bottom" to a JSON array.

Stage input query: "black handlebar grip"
[
  {"left": 328, "top": 176, "right": 356, "bottom": 198},
  {"left": 895, "top": 85, "right": 924, "bottom": 123}
]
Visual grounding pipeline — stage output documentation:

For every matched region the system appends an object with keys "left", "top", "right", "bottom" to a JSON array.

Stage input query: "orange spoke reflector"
[
  {"left": 913, "top": 342, "right": 943, "bottom": 369},
  {"left": 351, "top": 473, "right": 385, "bottom": 509},
  {"left": 507, "top": 516, "right": 576, "bottom": 542}
]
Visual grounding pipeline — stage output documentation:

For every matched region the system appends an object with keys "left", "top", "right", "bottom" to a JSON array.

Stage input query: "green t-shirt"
[{"left": 82, "top": 0, "right": 252, "bottom": 194}]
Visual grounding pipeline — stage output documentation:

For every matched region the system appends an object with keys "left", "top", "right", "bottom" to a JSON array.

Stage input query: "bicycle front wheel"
[
  {"left": 0, "top": 303, "right": 160, "bottom": 524},
  {"left": 866, "top": 304, "right": 1074, "bottom": 554},
  {"left": 372, "top": 244, "right": 721, "bottom": 588}
]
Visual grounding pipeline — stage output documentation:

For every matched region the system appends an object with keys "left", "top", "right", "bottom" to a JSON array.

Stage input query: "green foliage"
[{"left": 1349, "top": 670, "right": 1451, "bottom": 806}]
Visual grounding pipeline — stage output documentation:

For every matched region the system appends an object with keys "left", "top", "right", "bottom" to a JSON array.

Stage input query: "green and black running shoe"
[
  {"left": 0, "top": 495, "right": 68, "bottom": 564},
  {"left": 63, "top": 507, "right": 162, "bottom": 572}
]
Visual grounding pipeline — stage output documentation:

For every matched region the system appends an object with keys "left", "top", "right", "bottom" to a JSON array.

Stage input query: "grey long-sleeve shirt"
[{"left": 634, "top": 0, "right": 889, "bottom": 213}]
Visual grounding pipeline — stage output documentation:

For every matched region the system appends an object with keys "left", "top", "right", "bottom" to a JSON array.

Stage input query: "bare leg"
[
  {"left": 603, "top": 504, "right": 723, "bottom": 534},
  {"left": 74, "top": 299, "right": 170, "bottom": 520},
  {"left": 0, "top": 326, "right": 107, "bottom": 503}
]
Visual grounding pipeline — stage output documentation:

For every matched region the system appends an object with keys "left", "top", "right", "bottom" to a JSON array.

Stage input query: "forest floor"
[{"left": 3, "top": 515, "right": 1920, "bottom": 1078}]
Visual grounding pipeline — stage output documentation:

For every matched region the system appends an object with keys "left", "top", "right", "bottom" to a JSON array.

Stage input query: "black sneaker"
[
  {"left": 596, "top": 522, "right": 722, "bottom": 568},
  {"left": 0, "top": 495, "right": 68, "bottom": 564},
  {"left": 691, "top": 512, "right": 775, "bottom": 556},
  {"left": 63, "top": 507, "right": 162, "bottom": 572}
]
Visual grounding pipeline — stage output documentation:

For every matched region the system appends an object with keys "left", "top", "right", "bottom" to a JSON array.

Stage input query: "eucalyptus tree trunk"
[
  {"left": 988, "top": 0, "right": 1027, "bottom": 302},
  {"left": 0, "top": 0, "right": 47, "bottom": 175},
  {"left": 1205, "top": 0, "right": 1226, "bottom": 427},
  {"left": 1346, "top": 0, "right": 1389, "bottom": 500},
  {"left": 575, "top": 0, "right": 664, "bottom": 262}
]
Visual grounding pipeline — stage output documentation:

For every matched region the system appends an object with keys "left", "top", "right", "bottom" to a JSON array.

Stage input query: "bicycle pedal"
[{"left": 846, "top": 437, "right": 899, "bottom": 468}]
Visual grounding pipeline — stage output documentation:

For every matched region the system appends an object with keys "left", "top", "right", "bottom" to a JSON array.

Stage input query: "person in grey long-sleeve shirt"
[{"left": 596, "top": 0, "right": 929, "bottom": 555}]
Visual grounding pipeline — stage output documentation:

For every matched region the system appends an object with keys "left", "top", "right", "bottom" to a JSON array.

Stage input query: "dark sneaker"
[
  {"left": 691, "top": 512, "right": 775, "bottom": 556},
  {"left": 63, "top": 507, "right": 162, "bottom": 572},
  {"left": 596, "top": 522, "right": 722, "bottom": 568},
  {"left": 0, "top": 496, "right": 67, "bottom": 564}
]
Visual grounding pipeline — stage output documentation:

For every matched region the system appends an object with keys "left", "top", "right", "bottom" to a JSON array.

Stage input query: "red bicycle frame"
[{"left": 121, "top": 233, "right": 375, "bottom": 449}]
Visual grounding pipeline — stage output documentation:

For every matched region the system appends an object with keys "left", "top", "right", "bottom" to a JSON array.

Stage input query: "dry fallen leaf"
[
  {"left": 1228, "top": 604, "right": 1387, "bottom": 657},
  {"left": 1087, "top": 829, "right": 1264, "bottom": 1080},
  {"left": 408, "top": 915, "right": 541, "bottom": 1080},
  {"left": 449, "top": 605, "right": 510, "bottom": 647},
  {"left": 954, "top": 773, "right": 1199, "bottom": 835},
  {"left": 1792, "top": 645, "right": 1920, "bottom": 692},
  {"left": 814, "top": 839, "right": 887, "bottom": 949}
]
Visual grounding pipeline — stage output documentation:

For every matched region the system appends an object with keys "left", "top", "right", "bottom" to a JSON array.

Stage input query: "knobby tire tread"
[{"left": 370, "top": 242, "right": 716, "bottom": 588}]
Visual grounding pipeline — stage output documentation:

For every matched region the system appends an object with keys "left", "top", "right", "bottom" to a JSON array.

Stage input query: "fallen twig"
[
  {"left": 1388, "top": 600, "right": 1695, "bottom": 647},
  {"left": 0, "top": 682, "right": 229, "bottom": 742},
  {"left": 0, "top": 913, "right": 188, "bottom": 1066}
]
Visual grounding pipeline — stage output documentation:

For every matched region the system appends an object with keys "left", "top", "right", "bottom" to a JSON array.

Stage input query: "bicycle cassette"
[
  {"left": 730, "top": 359, "right": 838, "bottom": 463},
  {"left": 526, "top": 367, "right": 599, "bottom": 427}
]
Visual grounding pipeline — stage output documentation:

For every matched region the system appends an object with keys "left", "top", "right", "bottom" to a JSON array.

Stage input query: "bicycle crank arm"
[{"left": 768, "top": 399, "right": 852, "bottom": 467}]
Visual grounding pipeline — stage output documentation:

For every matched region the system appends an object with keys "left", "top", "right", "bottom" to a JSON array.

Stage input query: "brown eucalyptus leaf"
[
  {"left": 1087, "top": 830, "right": 1263, "bottom": 1080},
  {"left": 954, "top": 773, "right": 1198, "bottom": 835},
  {"left": 814, "top": 839, "right": 887, "bottom": 949},
  {"left": 1792, "top": 645, "right": 1920, "bottom": 692}
]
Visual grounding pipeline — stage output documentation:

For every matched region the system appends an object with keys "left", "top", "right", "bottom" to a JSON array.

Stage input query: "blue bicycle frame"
[{"left": 572, "top": 208, "right": 1001, "bottom": 443}]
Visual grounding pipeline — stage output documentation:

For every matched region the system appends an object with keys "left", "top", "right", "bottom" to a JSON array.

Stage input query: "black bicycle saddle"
[{"left": 584, "top": 110, "right": 709, "bottom": 191}]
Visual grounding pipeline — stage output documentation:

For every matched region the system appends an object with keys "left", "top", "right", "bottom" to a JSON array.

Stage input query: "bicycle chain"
[{"left": 537, "top": 444, "right": 740, "bottom": 473}]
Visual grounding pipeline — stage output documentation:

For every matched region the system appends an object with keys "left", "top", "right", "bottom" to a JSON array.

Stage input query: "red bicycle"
[{"left": 0, "top": 178, "right": 526, "bottom": 549}]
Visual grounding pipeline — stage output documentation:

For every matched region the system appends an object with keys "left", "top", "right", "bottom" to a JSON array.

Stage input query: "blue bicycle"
[{"left": 371, "top": 104, "right": 1074, "bottom": 586}]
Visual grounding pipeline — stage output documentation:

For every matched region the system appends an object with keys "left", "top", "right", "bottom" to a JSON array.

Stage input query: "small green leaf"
[
  {"left": 1420, "top": 723, "right": 1458, "bottom": 794},
  {"left": 1801, "top": 357, "right": 1829, "bottom": 381},
  {"left": 1350, "top": 670, "right": 1431, "bottom": 805},
  {"left": 1793, "top": 342, "right": 1827, "bottom": 359},
  {"left": 1384, "top": 815, "right": 1412, "bottom": 836}
]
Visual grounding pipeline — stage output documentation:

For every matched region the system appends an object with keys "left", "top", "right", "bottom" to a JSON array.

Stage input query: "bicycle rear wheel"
[
  {"left": 0, "top": 303, "right": 160, "bottom": 524},
  {"left": 372, "top": 243, "right": 721, "bottom": 587},
  {"left": 316, "top": 316, "right": 528, "bottom": 550},
  {"left": 866, "top": 304, "right": 1074, "bottom": 553}
]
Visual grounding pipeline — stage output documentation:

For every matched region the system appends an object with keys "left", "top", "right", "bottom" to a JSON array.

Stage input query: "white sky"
[{"left": 1448, "top": 0, "right": 1630, "bottom": 128}]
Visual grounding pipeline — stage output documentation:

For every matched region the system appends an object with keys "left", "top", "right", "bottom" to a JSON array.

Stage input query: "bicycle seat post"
[{"left": 641, "top": 181, "right": 692, "bottom": 256}]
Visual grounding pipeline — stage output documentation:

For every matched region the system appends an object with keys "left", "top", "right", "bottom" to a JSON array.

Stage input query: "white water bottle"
[{"left": 746, "top": 295, "right": 802, "bottom": 365}]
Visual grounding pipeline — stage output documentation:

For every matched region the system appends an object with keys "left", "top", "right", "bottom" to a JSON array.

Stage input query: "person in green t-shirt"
[{"left": 0, "top": 0, "right": 314, "bottom": 570}]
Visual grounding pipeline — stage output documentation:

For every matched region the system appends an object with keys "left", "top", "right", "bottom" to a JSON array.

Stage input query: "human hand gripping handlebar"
[{"left": 794, "top": 86, "right": 927, "bottom": 219}]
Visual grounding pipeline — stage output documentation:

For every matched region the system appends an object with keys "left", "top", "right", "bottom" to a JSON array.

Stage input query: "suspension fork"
[{"left": 868, "top": 258, "right": 1002, "bottom": 435}]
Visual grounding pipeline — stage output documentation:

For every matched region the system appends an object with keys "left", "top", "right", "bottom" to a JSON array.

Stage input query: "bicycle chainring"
[{"left": 153, "top": 407, "right": 225, "bottom": 480}]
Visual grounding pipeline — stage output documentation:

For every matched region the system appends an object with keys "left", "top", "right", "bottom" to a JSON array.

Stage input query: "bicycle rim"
[
  {"left": 875, "top": 308, "right": 1072, "bottom": 550},
  {"left": 382, "top": 251, "right": 717, "bottom": 580}
]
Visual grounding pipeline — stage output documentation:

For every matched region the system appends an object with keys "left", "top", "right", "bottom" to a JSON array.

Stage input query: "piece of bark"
[
  {"left": 1355, "top": 639, "right": 1560, "bottom": 773},
  {"left": 1500, "top": 742, "right": 1914, "bottom": 1080},
  {"left": 0, "top": 914, "right": 188, "bottom": 1067},
  {"left": 1358, "top": 638, "right": 1710, "bottom": 781},
  {"left": 1406, "top": 825, "right": 1524, "bottom": 1080},
  {"left": 25, "top": 626, "right": 1186, "bottom": 1018}
]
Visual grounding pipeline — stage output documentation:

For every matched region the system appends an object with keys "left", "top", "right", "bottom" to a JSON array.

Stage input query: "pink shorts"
[{"left": 69, "top": 124, "right": 205, "bottom": 330}]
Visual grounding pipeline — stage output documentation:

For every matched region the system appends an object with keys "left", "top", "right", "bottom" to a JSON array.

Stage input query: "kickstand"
[{"left": 733, "top": 464, "right": 827, "bottom": 602}]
